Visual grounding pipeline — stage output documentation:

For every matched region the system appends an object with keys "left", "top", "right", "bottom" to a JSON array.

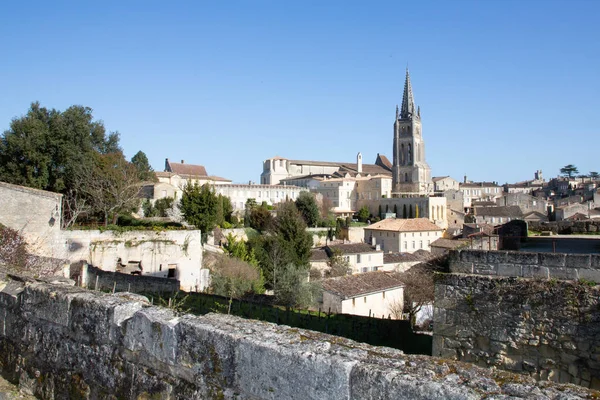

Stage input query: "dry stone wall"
[
  {"left": 434, "top": 249, "right": 600, "bottom": 389},
  {"left": 1, "top": 276, "right": 596, "bottom": 399}
]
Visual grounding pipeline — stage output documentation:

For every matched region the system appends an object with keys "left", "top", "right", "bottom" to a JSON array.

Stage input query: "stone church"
[
  {"left": 261, "top": 69, "right": 433, "bottom": 197},
  {"left": 392, "top": 69, "right": 433, "bottom": 195}
]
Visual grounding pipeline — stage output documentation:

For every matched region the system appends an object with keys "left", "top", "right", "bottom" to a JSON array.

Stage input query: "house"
[
  {"left": 157, "top": 158, "right": 232, "bottom": 188},
  {"left": 472, "top": 206, "right": 523, "bottom": 225},
  {"left": 363, "top": 218, "right": 443, "bottom": 253},
  {"left": 523, "top": 211, "right": 549, "bottom": 223},
  {"left": 321, "top": 271, "right": 404, "bottom": 319},
  {"left": 496, "top": 192, "right": 548, "bottom": 214},
  {"left": 459, "top": 179, "right": 503, "bottom": 209},
  {"left": 212, "top": 184, "right": 306, "bottom": 214},
  {"left": 326, "top": 243, "right": 384, "bottom": 274},
  {"left": 309, "top": 243, "right": 384, "bottom": 276},
  {"left": 429, "top": 238, "right": 470, "bottom": 256},
  {"left": 432, "top": 176, "right": 460, "bottom": 192},
  {"left": 381, "top": 252, "right": 430, "bottom": 273}
]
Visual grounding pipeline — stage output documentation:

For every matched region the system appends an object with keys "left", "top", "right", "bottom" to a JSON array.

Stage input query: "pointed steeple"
[
  {"left": 400, "top": 68, "right": 416, "bottom": 119},
  {"left": 395, "top": 104, "right": 399, "bottom": 120}
]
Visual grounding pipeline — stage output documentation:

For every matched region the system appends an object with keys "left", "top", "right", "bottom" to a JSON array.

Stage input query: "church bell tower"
[{"left": 392, "top": 69, "right": 432, "bottom": 195}]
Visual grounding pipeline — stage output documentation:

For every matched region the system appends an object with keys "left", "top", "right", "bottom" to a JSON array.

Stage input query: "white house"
[
  {"left": 326, "top": 243, "right": 384, "bottom": 274},
  {"left": 321, "top": 271, "right": 404, "bottom": 319},
  {"left": 363, "top": 218, "right": 443, "bottom": 253}
]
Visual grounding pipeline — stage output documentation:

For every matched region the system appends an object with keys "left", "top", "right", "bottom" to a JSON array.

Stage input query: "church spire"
[{"left": 400, "top": 68, "right": 416, "bottom": 119}]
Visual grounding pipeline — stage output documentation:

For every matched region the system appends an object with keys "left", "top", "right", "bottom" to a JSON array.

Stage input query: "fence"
[{"left": 150, "top": 291, "right": 432, "bottom": 355}]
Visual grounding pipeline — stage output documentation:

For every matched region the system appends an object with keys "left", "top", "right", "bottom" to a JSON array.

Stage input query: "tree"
[
  {"left": 209, "top": 255, "right": 265, "bottom": 313},
  {"left": 398, "top": 263, "right": 436, "bottom": 327},
  {"left": 72, "top": 152, "right": 141, "bottom": 225},
  {"left": 274, "top": 262, "right": 320, "bottom": 310},
  {"left": 325, "top": 248, "right": 351, "bottom": 277},
  {"left": 295, "top": 192, "right": 320, "bottom": 227},
  {"left": 402, "top": 204, "right": 407, "bottom": 219},
  {"left": 131, "top": 151, "right": 156, "bottom": 182},
  {"left": 319, "top": 196, "right": 333, "bottom": 221},
  {"left": 590, "top": 172, "right": 599, "bottom": 180},
  {"left": 409, "top": 204, "right": 414, "bottom": 218},
  {"left": 249, "top": 204, "right": 273, "bottom": 232},
  {"left": 560, "top": 164, "right": 579, "bottom": 179},
  {"left": 179, "top": 183, "right": 218, "bottom": 242},
  {"left": 0, "top": 102, "right": 121, "bottom": 193},
  {"left": 244, "top": 198, "right": 258, "bottom": 227},
  {"left": 357, "top": 206, "right": 370, "bottom": 223}
]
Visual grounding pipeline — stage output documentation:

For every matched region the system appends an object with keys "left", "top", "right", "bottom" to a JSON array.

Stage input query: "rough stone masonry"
[
  {"left": 1, "top": 274, "right": 598, "bottom": 399},
  {"left": 434, "top": 249, "right": 600, "bottom": 390}
]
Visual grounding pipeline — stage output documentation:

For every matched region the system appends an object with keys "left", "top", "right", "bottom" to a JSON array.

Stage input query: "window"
[
  {"left": 412, "top": 241, "right": 415, "bottom": 249},
  {"left": 382, "top": 291, "right": 386, "bottom": 299},
  {"left": 357, "top": 254, "right": 361, "bottom": 263},
  {"left": 404, "top": 241, "right": 407, "bottom": 249},
  {"left": 352, "top": 298, "right": 356, "bottom": 306},
  {"left": 362, "top": 267, "right": 368, "bottom": 273},
  {"left": 364, "top": 297, "right": 367, "bottom": 303},
  {"left": 420, "top": 240, "right": 423, "bottom": 249}
]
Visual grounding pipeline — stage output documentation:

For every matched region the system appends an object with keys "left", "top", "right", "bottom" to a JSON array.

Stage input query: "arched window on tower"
[
  {"left": 405, "top": 173, "right": 408, "bottom": 182},
  {"left": 400, "top": 144, "right": 405, "bottom": 165},
  {"left": 408, "top": 144, "right": 412, "bottom": 164}
]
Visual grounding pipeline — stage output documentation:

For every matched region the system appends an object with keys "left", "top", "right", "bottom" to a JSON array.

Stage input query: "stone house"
[
  {"left": 432, "top": 176, "right": 459, "bottom": 192},
  {"left": 309, "top": 243, "right": 384, "bottom": 276},
  {"left": 429, "top": 238, "right": 470, "bottom": 256},
  {"left": 381, "top": 252, "right": 428, "bottom": 273},
  {"left": 363, "top": 218, "right": 443, "bottom": 253},
  {"left": 496, "top": 192, "right": 548, "bottom": 214},
  {"left": 523, "top": 211, "right": 549, "bottom": 223},
  {"left": 158, "top": 158, "right": 232, "bottom": 188},
  {"left": 459, "top": 179, "right": 503, "bottom": 209},
  {"left": 321, "top": 271, "right": 404, "bottom": 319},
  {"left": 212, "top": 184, "right": 306, "bottom": 214},
  {"left": 472, "top": 206, "right": 523, "bottom": 225}
]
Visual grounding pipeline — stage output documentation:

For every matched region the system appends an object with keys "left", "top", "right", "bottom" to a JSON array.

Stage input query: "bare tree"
[
  {"left": 72, "top": 152, "right": 141, "bottom": 225},
  {"left": 398, "top": 263, "right": 436, "bottom": 327},
  {"left": 325, "top": 248, "right": 351, "bottom": 277},
  {"left": 210, "top": 254, "right": 263, "bottom": 314},
  {"left": 61, "top": 188, "right": 91, "bottom": 228},
  {"left": 319, "top": 196, "right": 333, "bottom": 220}
]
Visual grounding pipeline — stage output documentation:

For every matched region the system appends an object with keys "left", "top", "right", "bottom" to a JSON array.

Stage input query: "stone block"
[
  {"left": 522, "top": 265, "right": 550, "bottom": 279},
  {"left": 496, "top": 264, "right": 523, "bottom": 277},
  {"left": 123, "top": 307, "right": 180, "bottom": 366},
  {"left": 566, "top": 254, "right": 591, "bottom": 269},
  {"left": 547, "top": 267, "right": 578, "bottom": 280},
  {"left": 486, "top": 251, "right": 508, "bottom": 264},
  {"left": 578, "top": 269, "right": 600, "bottom": 283},
  {"left": 591, "top": 254, "right": 600, "bottom": 269},
  {"left": 506, "top": 251, "right": 538, "bottom": 266},
  {"left": 235, "top": 324, "right": 355, "bottom": 400},
  {"left": 461, "top": 250, "right": 488, "bottom": 263},
  {"left": 473, "top": 264, "right": 497, "bottom": 275},
  {"left": 450, "top": 261, "right": 473, "bottom": 274},
  {"left": 539, "top": 253, "right": 566, "bottom": 267},
  {"left": 20, "top": 283, "right": 87, "bottom": 327}
]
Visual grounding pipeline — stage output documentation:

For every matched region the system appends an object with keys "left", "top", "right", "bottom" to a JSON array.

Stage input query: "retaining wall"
[{"left": 1, "top": 277, "right": 595, "bottom": 399}]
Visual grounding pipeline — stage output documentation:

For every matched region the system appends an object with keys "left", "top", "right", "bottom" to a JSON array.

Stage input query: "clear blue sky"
[{"left": 1, "top": 1, "right": 599, "bottom": 184}]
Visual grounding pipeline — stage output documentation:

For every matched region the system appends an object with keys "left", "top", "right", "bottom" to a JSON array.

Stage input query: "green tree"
[
  {"left": 325, "top": 248, "right": 351, "bottom": 277},
  {"left": 560, "top": 164, "right": 579, "bottom": 179},
  {"left": 131, "top": 150, "right": 156, "bottom": 181},
  {"left": 295, "top": 192, "right": 320, "bottom": 227},
  {"left": 0, "top": 102, "right": 120, "bottom": 193},
  {"left": 590, "top": 171, "right": 599, "bottom": 180},
  {"left": 402, "top": 204, "right": 407, "bottom": 219},
  {"left": 179, "top": 183, "right": 218, "bottom": 242},
  {"left": 409, "top": 204, "right": 413, "bottom": 218},
  {"left": 210, "top": 255, "right": 265, "bottom": 313},
  {"left": 154, "top": 197, "right": 174, "bottom": 217},
  {"left": 249, "top": 204, "right": 273, "bottom": 232},
  {"left": 357, "top": 206, "right": 370, "bottom": 222},
  {"left": 274, "top": 262, "right": 320, "bottom": 309}
]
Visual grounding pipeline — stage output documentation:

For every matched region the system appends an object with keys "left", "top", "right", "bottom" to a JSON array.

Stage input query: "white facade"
[
  {"left": 363, "top": 218, "right": 444, "bottom": 253},
  {"left": 323, "top": 286, "right": 404, "bottom": 319},
  {"left": 213, "top": 184, "right": 307, "bottom": 213},
  {"left": 313, "top": 175, "right": 393, "bottom": 215},
  {"left": 460, "top": 182, "right": 503, "bottom": 208},
  {"left": 433, "top": 176, "right": 460, "bottom": 192}
]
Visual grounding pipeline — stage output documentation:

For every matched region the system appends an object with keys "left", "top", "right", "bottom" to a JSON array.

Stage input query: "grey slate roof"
[
  {"left": 321, "top": 271, "right": 404, "bottom": 299},
  {"left": 474, "top": 206, "right": 523, "bottom": 218},
  {"left": 327, "top": 243, "right": 381, "bottom": 255}
]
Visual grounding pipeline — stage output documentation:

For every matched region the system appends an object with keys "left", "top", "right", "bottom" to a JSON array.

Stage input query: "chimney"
[{"left": 357, "top": 152, "right": 363, "bottom": 174}]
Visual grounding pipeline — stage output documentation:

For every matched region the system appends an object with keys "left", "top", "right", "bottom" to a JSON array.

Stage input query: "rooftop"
[
  {"left": 326, "top": 243, "right": 381, "bottom": 255},
  {"left": 321, "top": 271, "right": 404, "bottom": 299},
  {"left": 430, "top": 238, "right": 470, "bottom": 249},
  {"left": 474, "top": 206, "right": 523, "bottom": 218},
  {"left": 364, "top": 218, "right": 442, "bottom": 232}
]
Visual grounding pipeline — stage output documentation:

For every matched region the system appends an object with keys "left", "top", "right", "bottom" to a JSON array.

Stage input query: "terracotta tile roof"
[
  {"left": 430, "top": 238, "right": 470, "bottom": 249},
  {"left": 364, "top": 218, "right": 442, "bottom": 232},
  {"left": 375, "top": 154, "right": 392, "bottom": 170},
  {"left": 474, "top": 206, "right": 523, "bottom": 218},
  {"left": 383, "top": 252, "right": 424, "bottom": 264},
  {"left": 310, "top": 248, "right": 329, "bottom": 262},
  {"left": 166, "top": 161, "right": 208, "bottom": 177},
  {"left": 326, "top": 243, "right": 381, "bottom": 255},
  {"left": 460, "top": 182, "right": 500, "bottom": 188},
  {"left": 321, "top": 271, "right": 404, "bottom": 299}
]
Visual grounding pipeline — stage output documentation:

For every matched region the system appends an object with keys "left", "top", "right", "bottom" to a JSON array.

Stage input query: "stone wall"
[
  {"left": 80, "top": 264, "right": 180, "bottom": 294},
  {"left": 529, "top": 220, "right": 600, "bottom": 234},
  {"left": 1, "top": 278, "right": 595, "bottom": 399},
  {"left": 0, "top": 181, "right": 62, "bottom": 257},
  {"left": 434, "top": 249, "right": 600, "bottom": 389},
  {"left": 448, "top": 249, "right": 600, "bottom": 281}
]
